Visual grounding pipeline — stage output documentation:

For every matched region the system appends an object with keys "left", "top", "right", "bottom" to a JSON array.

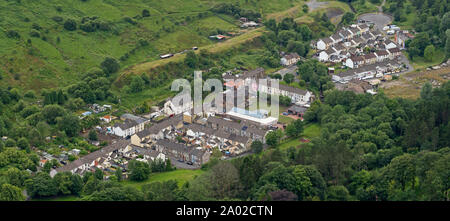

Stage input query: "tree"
[
  {"left": 283, "top": 73, "right": 295, "bottom": 84},
  {"left": 142, "top": 9, "right": 150, "bottom": 17},
  {"left": 42, "top": 104, "right": 65, "bottom": 124},
  {"left": 25, "top": 172, "right": 58, "bottom": 198},
  {"left": 251, "top": 140, "right": 264, "bottom": 154},
  {"left": 82, "top": 176, "right": 101, "bottom": 195},
  {"left": 100, "top": 57, "right": 120, "bottom": 75},
  {"left": 208, "top": 161, "right": 242, "bottom": 199},
  {"left": 185, "top": 51, "right": 199, "bottom": 68},
  {"left": 88, "top": 130, "right": 98, "bottom": 141},
  {"left": 70, "top": 174, "right": 83, "bottom": 196},
  {"left": 420, "top": 82, "right": 433, "bottom": 100},
  {"left": 341, "top": 12, "right": 355, "bottom": 25},
  {"left": 285, "top": 119, "right": 303, "bottom": 138},
  {"left": 268, "top": 189, "right": 298, "bottom": 201},
  {"left": 266, "top": 130, "right": 282, "bottom": 147},
  {"left": 130, "top": 75, "right": 145, "bottom": 93},
  {"left": 424, "top": 45, "right": 435, "bottom": 61},
  {"left": 129, "top": 160, "right": 151, "bottom": 181},
  {"left": 5, "top": 167, "right": 29, "bottom": 187},
  {"left": 327, "top": 185, "right": 351, "bottom": 201},
  {"left": 142, "top": 180, "right": 180, "bottom": 201},
  {"left": 0, "top": 184, "right": 25, "bottom": 201},
  {"left": 53, "top": 172, "right": 73, "bottom": 195},
  {"left": 94, "top": 168, "right": 104, "bottom": 180},
  {"left": 84, "top": 186, "right": 144, "bottom": 201},
  {"left": 302, "top": 4, "right": 309, "bottom": 13},
  {"left": 57, "top": 114, "right": 80, "bottom": 137},
  {"left": 115, "top": 168, "right": 123, "bottom": 182},
  {"left": 17, "top": 137, "right": 30, "bottom": 151},
  {"left": 63, "top": 19, "right": 77, "bottom": 31},
  {"left": 383, "top": 154, "right": 416, "bottom": 191},
  {"left": 446, "top": 29, "right": 450, "bottom": 58},
  {"left": 279, "top": 95, "right": 292, "bottom": 106}
]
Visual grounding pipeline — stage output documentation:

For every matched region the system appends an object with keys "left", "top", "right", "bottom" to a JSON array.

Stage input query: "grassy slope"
[
  {"left": 0, "top": 0, "right": 303, "bottom": 90},
  {"left": 279, "top": 123, "right": 321, "bottom": 150},
  {"left": 382, "top": 66, "right": 450, "bottom": 99},
  {"left": 32, "top": 169, "right": 205, "bottom": 201},
  {"left": 294, "top": 1, "right": 352, "bottom": 25},
  {"left": 121, "top": 169, "right": 205, "bottom": 189}
]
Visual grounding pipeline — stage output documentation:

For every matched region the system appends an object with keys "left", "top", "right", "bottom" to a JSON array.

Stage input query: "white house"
[
  {"left": 163, "top": 99, "right": 193, "bottom": 116},
  {"left": 316, "top": 37, "right": 333, "bottom": 50},
  {"left": 319, "top": 51, "right": 329, "bottom": 62},
  {"left": 258, "top": 82, "right": 312, "bottom": 105},
  {"left": 112, "top": 114, "right": 146, "bottom": 138},
  {"left": 375, "top": 50, "right": 390, "bottom": 62},
  {"left": 384, "top": 40, "right": 398, "bottom": 50},
  {"left": 280, "top": 53, "right": 301, "bottom": 66},
  {"left": 316, "top": 39, "right": 326, "bottom": 50},
  {"left": 113, "top": 119, "right": 138, "bottom": 138},
  {"left": 345, "top": 56, "right": 365, "bottom": 69},
  {"left": 345, "top": 58, "right": 355, "bottom": 69}
]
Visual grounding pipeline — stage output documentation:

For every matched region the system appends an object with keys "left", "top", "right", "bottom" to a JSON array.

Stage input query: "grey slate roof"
[{"left": 56, "top": 140, "right": 130, "bottom": 172}]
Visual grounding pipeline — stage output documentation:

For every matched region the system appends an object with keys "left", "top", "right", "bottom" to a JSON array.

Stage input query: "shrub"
[{"left": 64, "top": 19, "right": 77, "bottom": 31}]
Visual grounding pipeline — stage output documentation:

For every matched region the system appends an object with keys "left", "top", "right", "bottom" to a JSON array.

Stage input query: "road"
[{"left": 376, "top": 0, "right": 386, "bottom": 13}]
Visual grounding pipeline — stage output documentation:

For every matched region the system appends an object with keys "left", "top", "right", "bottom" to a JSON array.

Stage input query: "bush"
[
  {"left": 64, "top": 19, "right": 77, "bottom": 31},
  {"left": 52, "top": 16, "right": 64, "bottom": 23},
  {"left": 100, "top": 57, "right": 120, "bottom": 75},
  {"left": 6, "top": 30, "right": 20, "bottom": 39},
  {"left": 142, "top": 9, "right": 150, "bottom": 17},
  {"left": 29, "top": 30, "right": 40, "bottom": 38},
  {"left": 129, "top": 160, "right": 151, "bottom": 181},
  {"left": 88, "top": 130, "right": 98, "bottom": 141}
]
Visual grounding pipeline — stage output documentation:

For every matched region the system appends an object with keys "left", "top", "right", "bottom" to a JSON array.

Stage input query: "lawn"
[
  {"left": 278, "top": 115, "right": 295, "bottom": 124},
  {"left": 279, "top": 137, "right": 302, "bottom": 150},
  {"left": 404, "top": 49, "right": 446, "bottom": 70},
  {"left": 119, "top": 27, "right": 266, "bottom": 79},
  {"left": 1, "top": 0, "right": 283, "bottom": 90},
  {"left": 294, "top": 1, "right": 352, "bottom": 25},
  {"left": 278, "top": 123, "right": 321, "bottom": 150},
  {"left": 351, "top": 0, "right": 379, "bottom": 15},
  {"left": 121, "top": 169, "right": 205, "bottom": 190},
  {"left": 302, "top": 123, "right": 321, "bottom": 138}
]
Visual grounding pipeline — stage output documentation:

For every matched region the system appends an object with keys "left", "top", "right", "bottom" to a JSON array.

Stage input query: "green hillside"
[{"left": 0, "top": 0, "right": 302, "bottom": 90}]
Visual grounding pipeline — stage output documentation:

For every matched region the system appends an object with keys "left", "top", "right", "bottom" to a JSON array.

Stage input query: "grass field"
[
  {"left": 294, "top": 1, "right": 352, "bottom": 25},
  {"left": 381, "top": 66, "right": 450, "bottom": 99},
  {"left": 118, "top": 27, "right": 266, "bottom": 81},
  {"left": 350, "top": 0, "right": 379, "bottom": 15},
  {"left": 279, "top": 115, "right": 295, "bottom": 124},
  {"left": 279, "top": 123, "right": 321, "bottom": 150},
  {"left": 403, "top": 49, "right": 447, "bottom": 70},
  {"left": 1, "top": 0, "right": 290, "bottom": 90},
  {"left": 121, "top": 169, "right": 205, "bottom": 190}
]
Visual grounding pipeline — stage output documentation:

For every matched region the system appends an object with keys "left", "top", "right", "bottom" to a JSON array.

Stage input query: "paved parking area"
[
  {"left": 170, "top": 157, "right": 200, "bottom": 169},
  {"left": 358, "top": 13, "right": 392, "bottom": 31}
]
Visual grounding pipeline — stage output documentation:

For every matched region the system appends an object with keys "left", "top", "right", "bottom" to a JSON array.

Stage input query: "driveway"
[
  {"left": 170, "top": 157, "right": 200, "bottom": 169},
  {"left": 397, "top": 55, "right": 414, "bottom": 75}
]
